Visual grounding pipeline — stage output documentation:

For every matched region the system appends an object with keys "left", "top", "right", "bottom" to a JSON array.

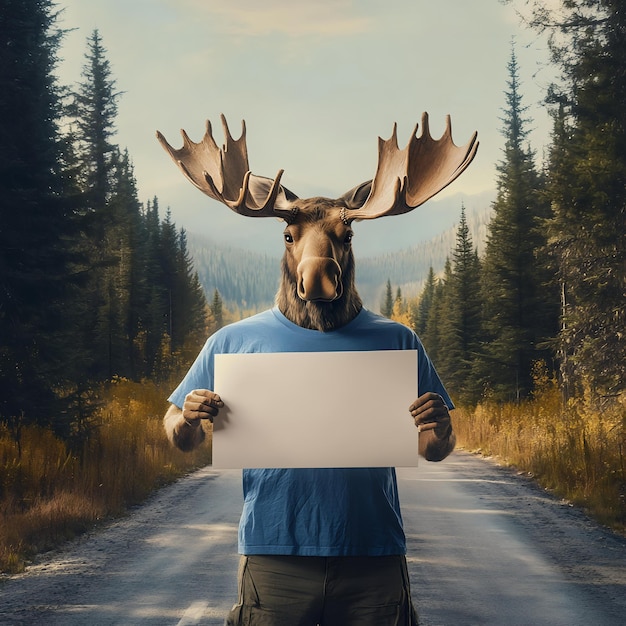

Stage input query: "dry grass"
[
  {"left": 4, "top": 369, "right": 625, "bottom": 574},
  {"left": 0, "top": 378, "right": 211, "bottom": 574},
  {"left": 454, "top": 369, "right": 626, "bottom": 532}
]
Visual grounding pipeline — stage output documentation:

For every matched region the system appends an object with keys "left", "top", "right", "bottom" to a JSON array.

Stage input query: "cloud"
[{"left": 167, "top": 0, "right": 372, "bottom": 38}]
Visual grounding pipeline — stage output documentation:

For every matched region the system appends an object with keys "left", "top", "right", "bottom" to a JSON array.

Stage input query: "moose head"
[{"left": 157, "top": 114, "right": 478, "bottom": 332}]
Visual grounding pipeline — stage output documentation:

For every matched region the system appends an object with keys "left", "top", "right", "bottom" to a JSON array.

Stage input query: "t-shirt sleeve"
[{"left": 413, "top": 335, "right": 455, "bottom": 410}]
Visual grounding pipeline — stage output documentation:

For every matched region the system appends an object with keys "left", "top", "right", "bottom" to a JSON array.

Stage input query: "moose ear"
[
  {"left": 339, "top": 181, "right": 373, "bottom": 209},
  {"left": 248, "top": 174, "right": 298, "bottom": 212}
]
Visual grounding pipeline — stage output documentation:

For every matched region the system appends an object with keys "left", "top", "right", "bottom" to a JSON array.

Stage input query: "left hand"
[{"left": 409, "top": 392, "right": 452, "bottom": 439}]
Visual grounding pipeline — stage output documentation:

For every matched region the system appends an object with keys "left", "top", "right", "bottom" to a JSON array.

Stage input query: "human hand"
[
  {"left": 409, "top": 392, "right": 452, "bottom": 439},
  {"left": 182, "top": 389, "right": 224, "bottom": 425}
]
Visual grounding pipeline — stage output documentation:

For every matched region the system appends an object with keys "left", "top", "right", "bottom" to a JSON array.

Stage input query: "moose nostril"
[{"left": 297, "top": 277, "right": 307, "bottom": 299}]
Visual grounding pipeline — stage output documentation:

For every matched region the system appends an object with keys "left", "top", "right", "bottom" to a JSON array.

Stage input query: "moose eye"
[
  {"left": 284, "top": 232, "right": 294, "bottom": 244},
  {"left": 344, "top": 231, "right": 353, "bottom": 245}
]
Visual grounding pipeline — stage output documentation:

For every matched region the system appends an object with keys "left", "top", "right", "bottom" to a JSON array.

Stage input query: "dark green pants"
[{"left": 225, "top": 554, "right": 419, "bottom": 626}]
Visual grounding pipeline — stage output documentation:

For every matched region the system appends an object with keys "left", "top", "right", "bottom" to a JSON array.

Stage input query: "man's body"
[
  {"left": 158, "top": 111, "right": 476, "bottom": 625},
  {"left": 164, "top": 306, "right": 455, "bottom": 626}
]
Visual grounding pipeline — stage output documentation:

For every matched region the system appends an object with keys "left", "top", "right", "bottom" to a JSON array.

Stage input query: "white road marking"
[{"left": 176, "top": 601, "right": 209, "bottom": 625}]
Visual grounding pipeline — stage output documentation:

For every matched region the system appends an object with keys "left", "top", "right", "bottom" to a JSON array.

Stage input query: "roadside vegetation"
[
  {"left": 454, "top": 368, "right": 626, "bottom": 533},
  {"left": 0, "top": 378, "right": 211, "bottom": 574}
]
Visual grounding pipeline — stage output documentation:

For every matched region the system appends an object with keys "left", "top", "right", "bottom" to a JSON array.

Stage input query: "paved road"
[{"left": 1, "top": 451, "right": 626, "bottom": 625}]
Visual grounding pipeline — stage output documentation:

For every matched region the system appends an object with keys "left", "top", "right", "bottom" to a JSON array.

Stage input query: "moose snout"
[{"left": 297, "top": 257, "right": 343, "bottom": 302}]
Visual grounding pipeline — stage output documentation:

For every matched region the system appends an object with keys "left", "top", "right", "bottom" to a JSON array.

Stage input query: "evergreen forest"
[
  {"left": 384, "top": 6, "right": 625, "bottom": 409},
  {"left": 2, "top": 0, "right": 625, "bottom": 434},
  {"left": 1, "top": 6, "right": 211, "bottom": 441},
  {"left": 0, "top": 0, "right": 625, "bottom": 570}
]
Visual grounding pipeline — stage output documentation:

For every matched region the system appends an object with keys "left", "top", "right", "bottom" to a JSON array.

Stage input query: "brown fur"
[
  {"left": 275, "top": 254, "right": 363, "bottom": 332},
  {"left": 274, "top": 199, "right": 363, "bottom": 332}
]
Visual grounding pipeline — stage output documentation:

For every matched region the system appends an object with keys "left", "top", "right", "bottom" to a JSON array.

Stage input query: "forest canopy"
[
  {"left": 1, "top": 0, "right": 624, "bottom": 435},
  {"left": 0, "top": 3, "right": 209, "bottom": 437}
]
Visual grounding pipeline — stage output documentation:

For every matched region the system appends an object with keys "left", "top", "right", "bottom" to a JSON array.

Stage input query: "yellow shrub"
[
  {"left": 454, "top": 374, "right": 626, "bottom": 532},
  {"left": 0, "top": 378, "right": 211, "bottom": 574}
]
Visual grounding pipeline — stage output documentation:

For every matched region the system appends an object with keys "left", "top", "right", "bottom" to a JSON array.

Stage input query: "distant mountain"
[
  {"left": 352, "top": 189, "right": 495, "bottom": 256},
  {"left": 188, "top": 236, "right": 280, "bottom": 310},
  {"left": 187, "top": 191, "right": 494, "bottom": 312},
  {"left": 356, "top": 199, "right": 493, "bottom": 308}
]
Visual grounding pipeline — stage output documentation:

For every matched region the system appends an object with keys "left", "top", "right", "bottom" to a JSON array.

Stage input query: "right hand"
[{"left": 182, "top": 389, "right": 224, "bottom": 425}]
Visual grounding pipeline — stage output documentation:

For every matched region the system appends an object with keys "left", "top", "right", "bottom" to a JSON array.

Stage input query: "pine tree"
[
  {"left": 0, "top": 0, "right": 83, "bottom": 431},
  {"left": 414, "top": 267, "right": 436, "bottom": 336},
  {"left": 381, "top": 279, "right": 394, "bottom": 317},
  {"left": 146, "top": 209, "right": 208, "bottom": 375},
  {"left": 210, "top": 289, "right": 224, "bottom": 332},
  {"left": 421, "top": 262, "right": 452, "bottom": 368},
  {"left": 159, "top": 209, "right": 180, "bottom": 345},
  {"left": 108, "top": 149, "right": 145, "bottom": 378},
  {"left": 174, "top": 228, "right": 208, "bottom": 354},
  {"left": 529, "top": 0, "right": 626, "bottom": 396},
  {"left": 476, "top": 43, "right": 556, "bottom": 401},
  {"left": 140, "top": 197, "right": 166, "bottom": 374},
  {"left": 68, "top": 30, "right": 124, "bottom": 380},
  {"left": 438, "top": 206, "right": 483, "bottom": 403},
  {"left": 70, "top": 30, "right": 120, "bottom": 214}
]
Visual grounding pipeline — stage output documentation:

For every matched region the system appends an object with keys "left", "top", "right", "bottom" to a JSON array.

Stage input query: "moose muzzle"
[{"left": 296, "top": 257, "right": 343, "bottom": 302}]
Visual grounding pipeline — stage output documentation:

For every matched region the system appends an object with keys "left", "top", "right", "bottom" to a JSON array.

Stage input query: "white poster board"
[{"left": 212, "top": 350, "right": 418, "bottom": 468}]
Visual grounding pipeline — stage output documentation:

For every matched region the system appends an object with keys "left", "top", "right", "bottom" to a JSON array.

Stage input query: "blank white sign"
[{"left": 212, "top": 350, "right": 418, "bottom": 468}]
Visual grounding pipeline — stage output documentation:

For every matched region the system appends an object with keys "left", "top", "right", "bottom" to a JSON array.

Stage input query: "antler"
[
  {"left": 343, "top": 112, "right": 478, "bottom": 221},
  {"left": 156, "top": 115, "right": 296, "bottom": 220}
]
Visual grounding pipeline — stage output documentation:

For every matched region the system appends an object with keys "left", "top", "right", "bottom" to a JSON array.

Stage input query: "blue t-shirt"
[{"left": 168, "top": 307, "right": 453, "bottom": 557}]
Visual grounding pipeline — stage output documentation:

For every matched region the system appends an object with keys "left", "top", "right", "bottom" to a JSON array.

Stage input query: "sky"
[{"left": 54, "top": 0, "right": 557, "bottom": 253}]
